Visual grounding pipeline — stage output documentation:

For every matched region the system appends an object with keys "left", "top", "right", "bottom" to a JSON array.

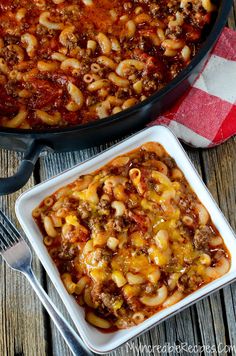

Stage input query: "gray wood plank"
[
  {"left": 179, "top": 0, "right": 236, "bottom": 328},
  {"left": 191, "top": 10, "right": 236, "bottom": 356},
  {"left": 228, "top": 0, "right": 236, "bottom": 30},
  {"left": 0, "top": 150, "right": 48, "bottom": 356}
]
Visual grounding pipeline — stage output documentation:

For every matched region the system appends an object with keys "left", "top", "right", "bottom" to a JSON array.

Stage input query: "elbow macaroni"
[
  {"left": 33, "top": 142, "right": 230, "bottom": 330},
  {"left": 39, "top": 11, "right": 64, "bottom": 30}
]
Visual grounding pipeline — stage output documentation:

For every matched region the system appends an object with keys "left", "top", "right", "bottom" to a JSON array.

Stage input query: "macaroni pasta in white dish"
[{"left": 33, "top": 142, "right": 230, "bottom": 331}]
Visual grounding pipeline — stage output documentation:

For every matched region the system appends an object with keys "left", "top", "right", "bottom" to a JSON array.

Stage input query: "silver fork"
[{"left": 0, "top": 209, "right": 95, "bottom": 356}]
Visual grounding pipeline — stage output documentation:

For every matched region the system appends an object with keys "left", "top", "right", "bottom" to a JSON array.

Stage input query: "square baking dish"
[{"left": 16, "top": 126, "right": 236, "bottom": 354}]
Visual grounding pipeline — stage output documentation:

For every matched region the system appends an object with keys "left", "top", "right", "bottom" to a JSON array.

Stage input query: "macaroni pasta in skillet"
[{"left": 0, "top": 0, "right": 216, "bottom": 129}]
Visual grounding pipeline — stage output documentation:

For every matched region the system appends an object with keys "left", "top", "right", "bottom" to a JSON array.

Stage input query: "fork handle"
[{"left": 23, "top": 267, "right": 95, "bottom": 356}]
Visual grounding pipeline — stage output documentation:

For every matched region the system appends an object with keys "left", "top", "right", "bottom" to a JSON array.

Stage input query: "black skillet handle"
[{"left": 0, "top": 141, "right": 48, "bottom": 195}]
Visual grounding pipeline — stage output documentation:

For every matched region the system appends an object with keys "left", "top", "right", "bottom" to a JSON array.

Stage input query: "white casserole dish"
[{"left": 15, "top": 126, "right": 236, "bottom": 354}]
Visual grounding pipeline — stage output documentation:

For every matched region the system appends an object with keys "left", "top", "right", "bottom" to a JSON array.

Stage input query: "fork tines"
[{"left": 0, "top": 209, "right": 21, "bottom": 251}]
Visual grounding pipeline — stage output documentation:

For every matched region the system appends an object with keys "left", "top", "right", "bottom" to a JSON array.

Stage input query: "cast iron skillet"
[{"left": 0, "top": 0, "right": 232, "bottom": 195}]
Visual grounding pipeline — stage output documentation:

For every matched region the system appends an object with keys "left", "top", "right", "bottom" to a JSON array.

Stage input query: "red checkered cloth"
[{"left": 150, "top": 27, "right": 236, "bottom": 148}]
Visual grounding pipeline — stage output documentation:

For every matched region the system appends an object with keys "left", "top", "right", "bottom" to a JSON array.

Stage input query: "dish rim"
[{"left": 15, "top": 126, "right": 236, "bottom": 353}]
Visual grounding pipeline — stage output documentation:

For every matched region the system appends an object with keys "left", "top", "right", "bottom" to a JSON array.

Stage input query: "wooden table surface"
[{"left": 1, "top": 6, "right": 236, "bottom": 356}]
